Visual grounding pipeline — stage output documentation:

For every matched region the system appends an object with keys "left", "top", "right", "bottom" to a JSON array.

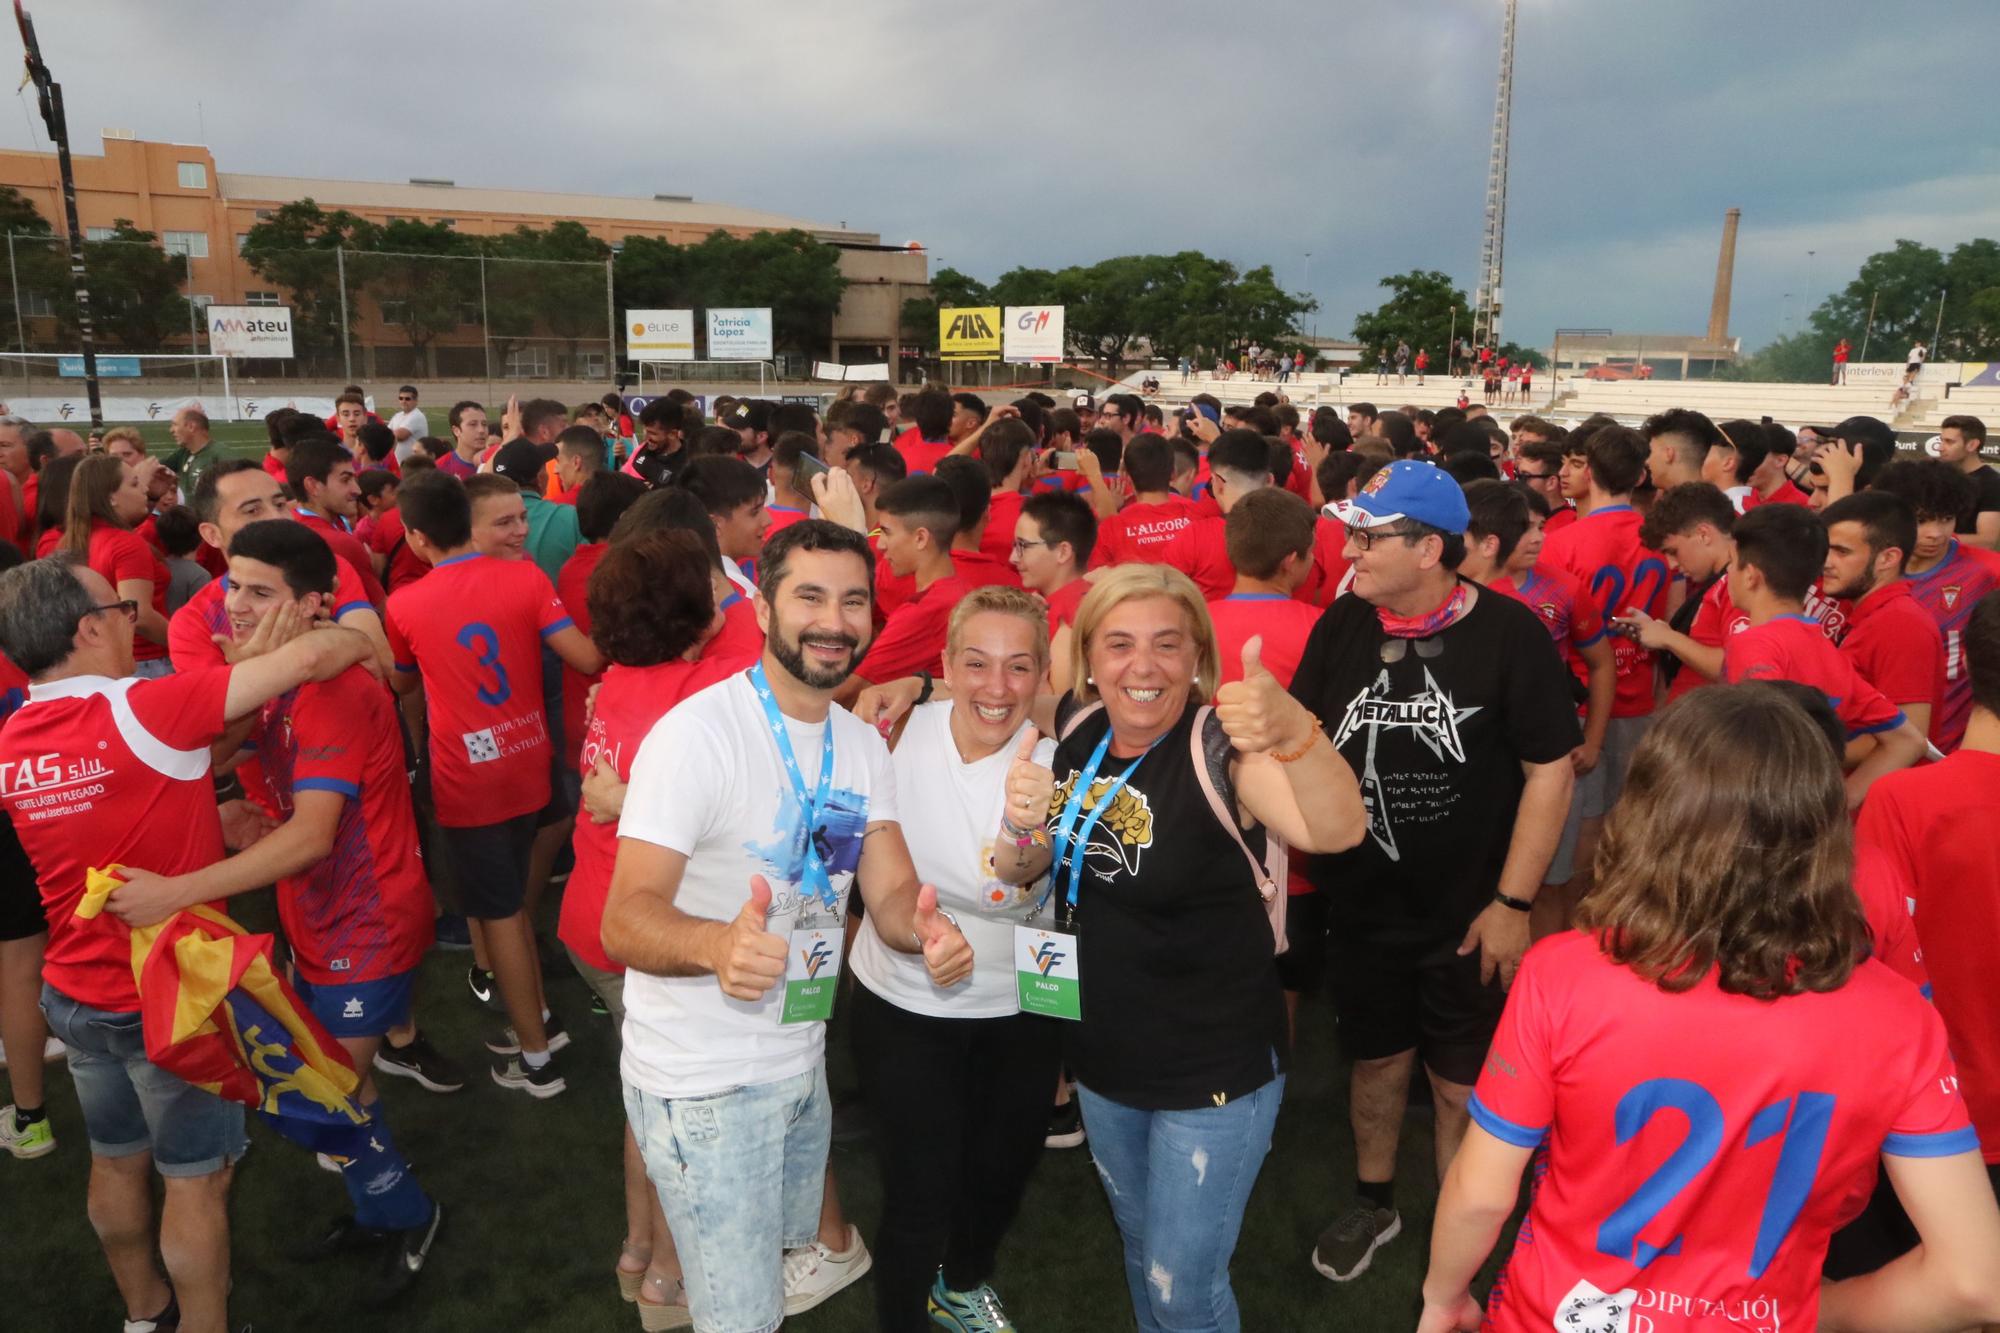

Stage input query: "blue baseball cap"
[{"left": 1333, "top": 459, "right": 1469, "bottom": 533}]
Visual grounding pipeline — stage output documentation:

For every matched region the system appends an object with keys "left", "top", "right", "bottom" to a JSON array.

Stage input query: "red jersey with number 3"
[
  {"left": 1472, "top": 932, "right": 1975, "bottom": 1333},
  {"left": 1539, "top": 504, "right": 1669, "bottom": 717},
  {"left": 384, "top": 552, "right": 573, "bottom": 827}
]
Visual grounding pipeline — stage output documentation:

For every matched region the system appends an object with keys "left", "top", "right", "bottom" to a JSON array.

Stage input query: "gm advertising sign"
[
  {"left": 207, "top": 306, "right": 295, "bottom": 359},
  {"left": 1003, "top": 305, "right": 1064, "bottom": 363},
  {"left": 707, "top": 308, "right": 773, "bottom": 361}
]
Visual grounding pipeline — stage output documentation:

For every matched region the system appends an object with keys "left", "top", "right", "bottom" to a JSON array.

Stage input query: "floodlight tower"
[{"left": 1472, "top": 0, "right": 1517, "bottom": 357}]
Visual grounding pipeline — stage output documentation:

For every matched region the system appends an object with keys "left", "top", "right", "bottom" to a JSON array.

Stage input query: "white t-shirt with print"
[
  {"left": 388, "top": 407, "right": 429, "bottom": 460},
  {"left": 618, "top": 671, "right": 897, "bottom": 1098},
  {"left": 850, "top": 702, "right": 1056, "bottom": 1020}
]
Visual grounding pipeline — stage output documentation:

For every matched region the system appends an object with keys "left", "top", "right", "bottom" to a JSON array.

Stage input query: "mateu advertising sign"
[
  {"left": 707, "top": 308, "right": 774, "bottom": 361},
  {"left": 207, "top": 306, "right": 294, "bottom": 358},
  {"left": 626, "top": 309, "right": 695, "bottom": 361}
]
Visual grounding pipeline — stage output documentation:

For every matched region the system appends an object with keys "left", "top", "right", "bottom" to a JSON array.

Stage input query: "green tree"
[
  {"left": 0, "top": 186, "right": 62, "bottom": 353},
  {"left": 1941, "top": 238, "right": 2000, "bottom": 358},
  {"left": 613, "top": 228, "right": 846, "bottom": 359},
  {"left": 241, "top": 199, "right": 378, "bottom": 373},
  {"left": 1350, "top": 270, "right": 1470, "bottom": 371},
  {"left": 482, "top": 221, "right": 611, "bottom": 369},
  {"left": 1809, "top": 239, "right": 1948, "bottom": 358},
  {"left": 73, "top": 222, "right": 192, "bottom": 350},
  {"left": 899, "top": 266, "right": 991, "bottom": 355},
  {"left": 352, "top": 219, "right": 480, "bottom": 368}
]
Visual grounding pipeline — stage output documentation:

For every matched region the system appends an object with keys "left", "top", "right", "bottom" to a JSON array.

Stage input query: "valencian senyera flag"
[{"left": 79, "top": 865, "right": 372, "bottom": 1154}]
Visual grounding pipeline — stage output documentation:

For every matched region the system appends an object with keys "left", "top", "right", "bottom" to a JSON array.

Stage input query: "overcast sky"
[{"left": 6, "top": 0, "right": 1994, "bottom": 352}]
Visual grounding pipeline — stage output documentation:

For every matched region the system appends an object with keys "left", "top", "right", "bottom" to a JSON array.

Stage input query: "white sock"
[
  {"left": 522, "top": 1048, "right": 550, "bottom": 1070},
  {"left": 540, "top": 1008, "right": 552, "bottom": 1022}
]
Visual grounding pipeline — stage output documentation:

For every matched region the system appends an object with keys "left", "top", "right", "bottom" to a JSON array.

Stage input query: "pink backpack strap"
[
  {"left": 1056, "top": 697, "right": 1105, "bottom": 743},
  {"left": 1189, "top": 706, "right": 1290, "bottom": 954}
]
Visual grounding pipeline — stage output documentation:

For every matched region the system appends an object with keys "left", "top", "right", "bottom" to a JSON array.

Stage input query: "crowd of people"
[{"left": 1, "top": 374, "right": 2000, "bottom": 1333}]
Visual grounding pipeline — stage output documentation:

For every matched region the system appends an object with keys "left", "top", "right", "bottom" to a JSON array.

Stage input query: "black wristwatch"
[
  {"left": 1493, "top": 891, "right": 1533, "bottom": 913},
  {"left": 914, "top": 671, "right": 935, "bottom": 706}
]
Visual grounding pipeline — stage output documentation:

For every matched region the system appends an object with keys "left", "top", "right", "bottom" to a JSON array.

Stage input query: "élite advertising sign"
[
  {"left": 707, "top": 307, "right": 774, "bottom": 361},
  {"left": 1003, "top": 305, "right": 1064, "bottom": 363},
  {"left": 206, "top": 306, "right": 295, "bottom": 358},
  {"left": 625, "top": 309, "right": 695, "bottom": 361}
]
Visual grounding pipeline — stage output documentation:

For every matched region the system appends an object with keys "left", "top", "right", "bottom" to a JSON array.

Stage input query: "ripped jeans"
[{"left": 1075, "top": 1071, "right": 1285, "bottom": 1333}]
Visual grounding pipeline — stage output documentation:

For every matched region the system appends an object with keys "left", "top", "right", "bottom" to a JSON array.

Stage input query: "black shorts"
[
  {"left": 1276, "top": 889, "right": 1330, "bottom": 993},
  {"left": 1330, "top": 924, "right": 1506, "bottom": 1086},
  {"left": 437, "top": 813, "right": 538, "bottom": 920},
  {"left": 539, "top": 753, "right": 579, "bottom": 829},
  {"left": 0, "top": 818, "right": 43, "bottom": 942}
]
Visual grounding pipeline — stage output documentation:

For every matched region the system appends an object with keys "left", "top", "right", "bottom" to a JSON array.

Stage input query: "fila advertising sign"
[
  {"left": 206, "top": 306, "right": 295, "bottom": 358},
  {"left": 706, "top": 307, "right": 774, "bottom": 361},
  {"left": 1003, "top": 305, "right": 1064, "bottom": 363},
  {"left": 625, "top": 309, "right": 696, "bottom": 361},
  {"left": 940, "top": 306, "right": 1002, "bottom": 361}
]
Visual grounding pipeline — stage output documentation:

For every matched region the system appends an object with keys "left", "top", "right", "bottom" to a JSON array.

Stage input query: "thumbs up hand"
[
  {"left": 714, "top": 874, "right": 789, "bottom": 1001},
  {"left": 1002, "top": 727, "right": 1054, "bottom": 832},
  {"left": 1215, "top": 635, "right": 1315, "bottom": 756},
  {"left": 912, "top": 883, "right": 975, "bottom": 988}
]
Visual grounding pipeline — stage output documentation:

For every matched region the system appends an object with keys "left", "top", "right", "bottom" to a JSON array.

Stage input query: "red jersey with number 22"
[
  {"left": 1472, "top": 932, "right": 1975, "bottom": 1333},
  {"left": 385, "top": 553, "right": 573, "bottom": 827},
  {"left": 1539, "top": 505, "right": 1668, "bottom": 718}
]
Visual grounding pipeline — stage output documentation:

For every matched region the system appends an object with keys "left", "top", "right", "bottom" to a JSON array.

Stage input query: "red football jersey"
[
  {"left": 1473, "top": 932, "right": 1975, "bottom": 1333},
  {"left": 1746, "top": 480, "right": 1812, "bottom": 508},
  {"left": 951, "top": 548, "right": 1023, "bottom": 591},
  {"left": 167, "top": 554, "right": 374, "bottom": 673},
  {"left": 366, "top": 506, "right": 430, "bottom": 594},
  {"left": 1541, "top": 505, "right": 1579, "bottom": 538},
  {"left": 981, "top": 490, "right": 1026, "bottom": 566},
  {"left": 243, "top": 665, "right": 432, "bottom": 984},
  {"left": 1904, "top": 540, "right": 2000, "bottom": 751},
  {"left": 1540, "top": 504, "right": 1670, "bottom": 718},
  {"left": 762, "top": 504, "right": 810, "bottom": 542},
  {"left": 1508, "top": 563, "right": 1606, "bottom": 663},
  {"left": 1207, "top": 592, "right": 1322, "bottom": 692},
  {"left": 85, "top": 519, "right": 170, "bottom": 663},
  {"left": 556, "top": 541, "right": 608, "bottom": 772},
  {"left": 293, "top": 508, "right": 386, "bottom": 607},
  {"left": 1723, "top": 614, "right": 1904, "bottom": 738},
  {"left": 895, "top": 437, "right": 953, "bottom": 475},
  {"left": 1296, "top": 515, "right": 1350, "bottom": 609},
  {"left": 1043, "top": 578, "right": 1089, "bottom": 633},
  {"left": 708, "top": 590, "right": 763, "bottom": 663},
  {"left": 384, "top": 553, "right": 572, "bottom": 827},
  {"left": 859, "top": 575, "right": 970, "bottom": 683},
  {"left": 1666, "top": 578, "right": 1750, "bottom": 702},
  {"left": 1840, "top": 581, "right": 1945, "bottom": 735},
  {"left": 1859, "top": 749, "right": 2000, "bottom": 1160},
  {"left": 0, "top": 670, "right": 231, "bottom": 1010},
  {"left": 1091, "top": 499, "right": 1233, "bottom": 598}
]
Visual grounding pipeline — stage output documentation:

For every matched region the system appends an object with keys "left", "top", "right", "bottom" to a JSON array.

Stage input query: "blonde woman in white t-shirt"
[{"left": 848, "top": 584, "right": 1061, "bottom": 1333}]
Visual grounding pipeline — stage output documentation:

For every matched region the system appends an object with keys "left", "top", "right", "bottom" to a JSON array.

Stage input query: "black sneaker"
[
  {"left": 372, "top": 1034, "right": 466, "bottom": 1094},
  {"left": 1044, "top": 1099, "right": 1085, "bottom": 1150},
  {"left": 370, "top": 1200, "right": 443, "bottom": 1306},
  {"left": 587, "top": 990, "right": 610, "bottom": 1017},
  {"left": 465, "top": 965, "right": 495, "bottom": 1006},
  {"left": 291, "top": 1214, "right": 384, "bottom": 1264},
  {"left": 431, "top": 915, "right": 473, "bottom": 951},
  {"left": 484, "top": 1013, "right": 570, "bottom": 1056},
  {"left": 122, "top": 1293, "right": 179, "bottom": 1332},
  {"left": 1310, "top": 1202, "right": 1401, "bottom": 1282},
  {"left": 490, "top": 1054, "right": 566, "bottom": 1099}
]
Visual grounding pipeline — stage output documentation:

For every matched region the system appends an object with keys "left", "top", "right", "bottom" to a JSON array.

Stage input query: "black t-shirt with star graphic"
[{"left": 1289, "top": 584, "right": 1580, "bottom": 939}]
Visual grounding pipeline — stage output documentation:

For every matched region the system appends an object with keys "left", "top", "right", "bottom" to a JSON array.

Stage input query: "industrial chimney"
[{"left": 1707, "top": 208, "right": 1740, "bottom": 346}]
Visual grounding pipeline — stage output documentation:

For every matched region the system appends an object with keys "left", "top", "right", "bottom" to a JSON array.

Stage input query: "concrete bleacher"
[
  {"left": 1118, "top": 369, "right": 1549, "bottom": 415},
  {"left": 1905, "top": 385, "right": 2000, "bottom": 432},
  {"left": 1550, "top": 379, "right": 1906, "bottom": 432}
]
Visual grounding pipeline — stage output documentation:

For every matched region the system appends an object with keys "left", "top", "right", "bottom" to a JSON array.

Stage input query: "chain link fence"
[{"left": 0, "top": 233, "right": 615, "bottom": 395}]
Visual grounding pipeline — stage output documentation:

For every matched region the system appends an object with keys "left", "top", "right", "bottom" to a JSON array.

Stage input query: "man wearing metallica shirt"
[{"left": 1286, "top": 461, "right": 1580, "bottom": 1286}]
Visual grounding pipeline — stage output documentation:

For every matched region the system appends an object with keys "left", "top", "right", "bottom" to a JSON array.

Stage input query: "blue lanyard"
[
  {"left": 747, "top": 663, "right": 839, "bottom": 914},
  {"left": 1050, "top": 730, "right": 1161, "bottom": 914}
]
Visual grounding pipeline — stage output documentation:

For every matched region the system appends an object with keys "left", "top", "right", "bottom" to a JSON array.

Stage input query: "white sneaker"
[{"left": 782, "top": 1224, "right": 872, "bottom": 1316}]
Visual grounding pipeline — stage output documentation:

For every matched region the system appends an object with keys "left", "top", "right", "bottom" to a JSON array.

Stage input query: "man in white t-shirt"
[
  {"left": 603, "top": 518, "right": 973, "bottom": 1333},
  {"left": 388, "top": 384, "right": 429, "bottom": 462}
]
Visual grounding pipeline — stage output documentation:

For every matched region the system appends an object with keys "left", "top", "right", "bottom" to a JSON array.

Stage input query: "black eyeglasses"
[
  {"left": 88, "top": 599, "right": 139, "bottom": 625},
  {"left": 1349, "top": 525, "right": 1423, "bottom": 551},
  {"left": 1516, "top": 468, "right": 1558, "bottom": 482}
]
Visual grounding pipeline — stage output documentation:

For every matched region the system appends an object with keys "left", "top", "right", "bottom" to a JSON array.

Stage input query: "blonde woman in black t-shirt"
[{"left": 988, "top": 563, "right": 1366, "bottom": 1333}]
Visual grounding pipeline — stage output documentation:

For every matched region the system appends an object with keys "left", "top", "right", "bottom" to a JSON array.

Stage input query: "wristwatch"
[{"left": 1493, "top": 891, "right": 1533, "bottom": 913}]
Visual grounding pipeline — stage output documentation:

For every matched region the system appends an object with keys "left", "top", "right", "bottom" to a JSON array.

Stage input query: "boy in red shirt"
[
  {"left": 1010, "top": 489, "right": 1095, "bottom": 694},
  {"left": 385, "top": 472, "right": 604, "bottom": 1097},
  {"left": 975, "top": 418, "right": 1037, "bottom": 567},
  {"left": 1721, "top": 503, "right": 1926, "bottom": 806},
  {"left": 1859, "top": 592, "right": 2000, "bottom": 1187},
  {"left": 893, "top": 387, "right": 955, "bottom": 476},
  {"left": 1090, "top": 436, "right": 1232, "bottom": 597},
  {"left": 837, "top": 475, "right": 969, "bottom": 706},
  {"left": 1821, "top": 491, "right": 1946, "bottom": 740},
  {"left": 1623, "top": 482, "right": 1745, "bottom": 702},
  {"left": 286, "top": 435, "right": 388, "bottom": 607},
  {"left": 933, "top": 455, "right": 1024, "bottom": 592}
]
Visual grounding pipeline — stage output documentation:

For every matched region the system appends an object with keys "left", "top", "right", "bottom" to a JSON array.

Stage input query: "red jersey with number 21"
[
  {"left": 384, "top": 552, "right": 573, "bottom": 827},
  {"left": 1471, "top": 931, "right": 1975, "bottom": 1333},
  {"left": 1539, "top": 505, "right": 1668, "bottom": 718}
]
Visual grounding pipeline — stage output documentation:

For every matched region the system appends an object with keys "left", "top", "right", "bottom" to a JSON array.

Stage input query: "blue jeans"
[
  {"left": 41, "top": 983, "right": 246, "bottom": 1176},
  {"left": 1076, "top": 1073, "right": 1285, "bottom": 1333},
  {"left": 624, "top": 1063, "right": 831, "bottom": 1333}
]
